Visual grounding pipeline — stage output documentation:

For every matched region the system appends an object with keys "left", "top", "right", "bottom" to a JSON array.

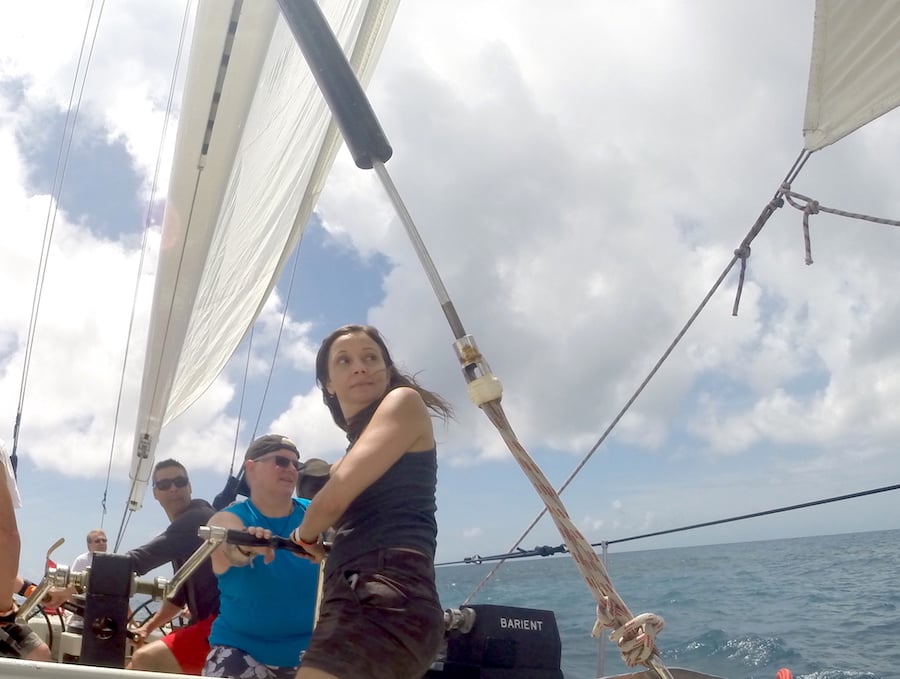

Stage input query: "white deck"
[
  {"left": 0, "top": 657, "right": 183, "bottom": 679},
  {"left": 21, "top": 614, "right": 166, "bottom": 666}
]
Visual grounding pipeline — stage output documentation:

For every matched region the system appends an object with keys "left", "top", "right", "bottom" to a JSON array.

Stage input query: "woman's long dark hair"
[{"left": 315, "top": 324, "right": 453, "bottom": 442}]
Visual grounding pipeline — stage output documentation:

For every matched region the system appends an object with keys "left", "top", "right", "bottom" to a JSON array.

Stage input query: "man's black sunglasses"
[
  {"left": 255, "top": 454, "right": 302, "bottom": 471},
  {"left": 154, "top": 476, "right": 189, "bottom": 491}
]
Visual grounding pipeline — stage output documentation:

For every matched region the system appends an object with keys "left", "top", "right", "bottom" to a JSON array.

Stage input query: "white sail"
[
  {"left": 803, "top": 0, "right": 900, "bottom": 151},
  {"left": 127, "top": 0, "right": 399, "bottom": 511}
]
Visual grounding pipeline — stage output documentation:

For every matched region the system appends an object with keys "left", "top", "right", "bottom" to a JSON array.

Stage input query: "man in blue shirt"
[{"left": 204, "top": 435, "right": 320, "bottom": 679}]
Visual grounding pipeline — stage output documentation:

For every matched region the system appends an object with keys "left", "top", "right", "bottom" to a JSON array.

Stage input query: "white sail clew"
[
  {"left": 127, "top": 0, "right": 399, "bottom": 512},
  {"left": 803, "top": 0, "right": 900, "bottom": 151}
]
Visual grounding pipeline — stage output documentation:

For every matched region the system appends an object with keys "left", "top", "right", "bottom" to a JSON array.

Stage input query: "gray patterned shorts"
[
  {"left": 0, "top": 621, "right": 43, "bottom": 659},
  {"left": 202, "top": 645, "right": 297, "bottom": 679}
]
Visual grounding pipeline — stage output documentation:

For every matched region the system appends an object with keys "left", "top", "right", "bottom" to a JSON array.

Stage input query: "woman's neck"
[
  {"left": 344, "top": 390, "right": 391, "bottom": 442},
  {"left": 340, "top": 400, "right": 367, "bottom": 422}
]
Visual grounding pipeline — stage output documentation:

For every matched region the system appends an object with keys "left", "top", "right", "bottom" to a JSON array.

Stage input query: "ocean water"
[{"left": 435, "top": 528, "right": 900, "bottom": 679}]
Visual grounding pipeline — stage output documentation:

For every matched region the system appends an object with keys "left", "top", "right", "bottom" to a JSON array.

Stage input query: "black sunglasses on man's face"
[
  {"left": 154, "top": 476, "right": 189, "bottom": 491},
  {"left": 254, "top": 454, "right": 302, "bottom": 472}
]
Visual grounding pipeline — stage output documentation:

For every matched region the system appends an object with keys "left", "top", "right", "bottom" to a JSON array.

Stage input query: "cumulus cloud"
[
  {"left": 315, "top": 1, "right": 900, "bottom": 488},
  {"left": 462, "top": 527, "right": 483, "bottom": 539},
  {"left": 4, "top": 1, "right": 900, "bottom": 559}
]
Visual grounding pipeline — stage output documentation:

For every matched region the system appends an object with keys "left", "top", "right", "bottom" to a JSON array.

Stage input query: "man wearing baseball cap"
[{"left": 203, "top": 435, "right": 320, "bottom": 678}]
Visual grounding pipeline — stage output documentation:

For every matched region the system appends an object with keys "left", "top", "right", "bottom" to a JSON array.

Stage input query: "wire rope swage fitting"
[{"left": 453, "top": 335, "right": 503, "bottom": 407}]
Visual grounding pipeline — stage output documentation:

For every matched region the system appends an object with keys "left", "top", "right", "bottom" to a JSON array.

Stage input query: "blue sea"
[{"left": 435, "top": 529, "right": 900, "bottom": 679}]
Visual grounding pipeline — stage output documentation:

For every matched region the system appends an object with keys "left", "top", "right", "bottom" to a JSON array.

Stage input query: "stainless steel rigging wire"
[
  {"left": 107, "top": 0, "right": 196, "bottom": 551},
  {"left": 464, "top": 150, "right": 813, "bottom": 601},
  {"left": 12, "top": 0, "right": 106, "bottom": 468},
  {"left": 102, "top": 0, "right": 195, "bottom": 535}
]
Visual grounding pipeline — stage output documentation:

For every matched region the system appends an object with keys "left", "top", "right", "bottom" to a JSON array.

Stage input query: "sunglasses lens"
[
  {"left": 155, "top": 476, "right": 189, "bottom": 490},
  {"left": 253, "top": 454, "right": 300, "bottom": 471},
  {"left": 275, "top": 456, "right": 300, "bottom": 470}
]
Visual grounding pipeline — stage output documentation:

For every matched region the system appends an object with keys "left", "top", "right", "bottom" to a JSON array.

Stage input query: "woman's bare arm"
[
  {"left": 294, "top": 386, "right": 432, "bottom": 541},
  {"left": 0, "top": 463, "right": 21, "bottom": 610}
]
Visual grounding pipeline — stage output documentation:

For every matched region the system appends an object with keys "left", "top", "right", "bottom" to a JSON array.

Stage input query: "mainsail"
[
  {"left": 126, "top": 0, "right": 399, "bottom": 512},
  {"left": 803, "top": 0, "right": 900, "bottom": 151}
]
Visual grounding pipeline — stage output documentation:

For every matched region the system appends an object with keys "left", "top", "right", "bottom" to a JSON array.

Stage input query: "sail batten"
[{"left": 127, "top": 0, "right": 400, "bottom": 512}]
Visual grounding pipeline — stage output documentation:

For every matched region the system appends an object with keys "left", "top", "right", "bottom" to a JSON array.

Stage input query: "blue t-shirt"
[{"left": 209, "top": 498, "right": 319, "bottom": 667}]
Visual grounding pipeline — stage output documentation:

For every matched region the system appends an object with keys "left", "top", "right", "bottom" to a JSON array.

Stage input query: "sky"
[{"left": 1, "top": 0, "right": 900, "bottom": 585}]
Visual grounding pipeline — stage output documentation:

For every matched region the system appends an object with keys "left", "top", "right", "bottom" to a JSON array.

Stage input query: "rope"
[
  {"left": 436, "top": 543, "right": 567, "bottom": 567},
  {"left": 371, "top": 160, "right": 673, "bottom": 677},
  {"left": 251, "top": 233, "right": 305, "bottom": 440},
  {"left": 371, "top": 132, "right": 897, "bottom": 671},
  {"left": 225, "top": 227, "right": 306, "bottom": 494},
  {"left": 478, "top": 395, "right": 670, "bottom": 673},
  {"left": 118, "top": 0, "right": 245, "bottom": 530},
  {"left": 730, "top": 149, "right": 810, "bottom": 315},
  {"left": 602, "top": 481, "right": 900, "bottom": 546},
  {"left": 457, "top": 151, "right": 814, "bottom": 610},
  {"left": 450, "top": 481, "right": 900, "bottom": 567},
  {"left": 781, "top": 184, "right": 900, "bottom": 265},
  {"left": 440, "top": 148, "right": 900, "bottom": 667},
  {"left": 230, "top": 328, "right": 255, "bottom": 476}
]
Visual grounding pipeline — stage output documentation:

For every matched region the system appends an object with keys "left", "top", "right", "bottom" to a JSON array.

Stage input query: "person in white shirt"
[{"left": 65, "top": 529, "right": 108, "bottom": 632}]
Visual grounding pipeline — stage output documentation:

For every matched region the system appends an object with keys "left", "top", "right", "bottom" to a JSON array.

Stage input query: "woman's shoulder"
[
  {"left": 380, "top": 385, "right": 427, "bottom": 410},
  {"left": 376, "top": 386, "right": 431, "bottom": 426},
  {"left": 371, "top": 387, "right": 433, "bottom": 453}
]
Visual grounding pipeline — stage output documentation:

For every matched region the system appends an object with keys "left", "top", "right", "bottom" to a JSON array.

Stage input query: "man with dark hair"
[{"left": 126, "top": 459, "right": 219, "bottom": 674}]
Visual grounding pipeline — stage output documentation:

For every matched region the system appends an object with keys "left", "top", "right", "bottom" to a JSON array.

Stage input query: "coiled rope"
[{"left": 477, "top": 393, "right": 669, "bottom": 672}]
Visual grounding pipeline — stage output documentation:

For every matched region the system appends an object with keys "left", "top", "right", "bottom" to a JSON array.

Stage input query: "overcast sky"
[{"left": 2, "top": 0, "right": 900, "bottom": 583}]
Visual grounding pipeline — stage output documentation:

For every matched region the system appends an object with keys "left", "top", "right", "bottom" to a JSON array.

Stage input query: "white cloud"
[
  {"left": 1, "top": 1, "right": 187, "bottom": 195},
  {"left": 313, "top": 1, "right": 900, "bottom": 487},
  {"left": 462, "top": 527, "right": 483, "bottom": 539},
  {"left": 0, "top": 119, "right": 154, "bottom": 475},
  {"left": 269, "top": 388, "right": 349, "bottom": 463},
  {"left": 3, "top": 0, "right": 900, "bottom": 564}
]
